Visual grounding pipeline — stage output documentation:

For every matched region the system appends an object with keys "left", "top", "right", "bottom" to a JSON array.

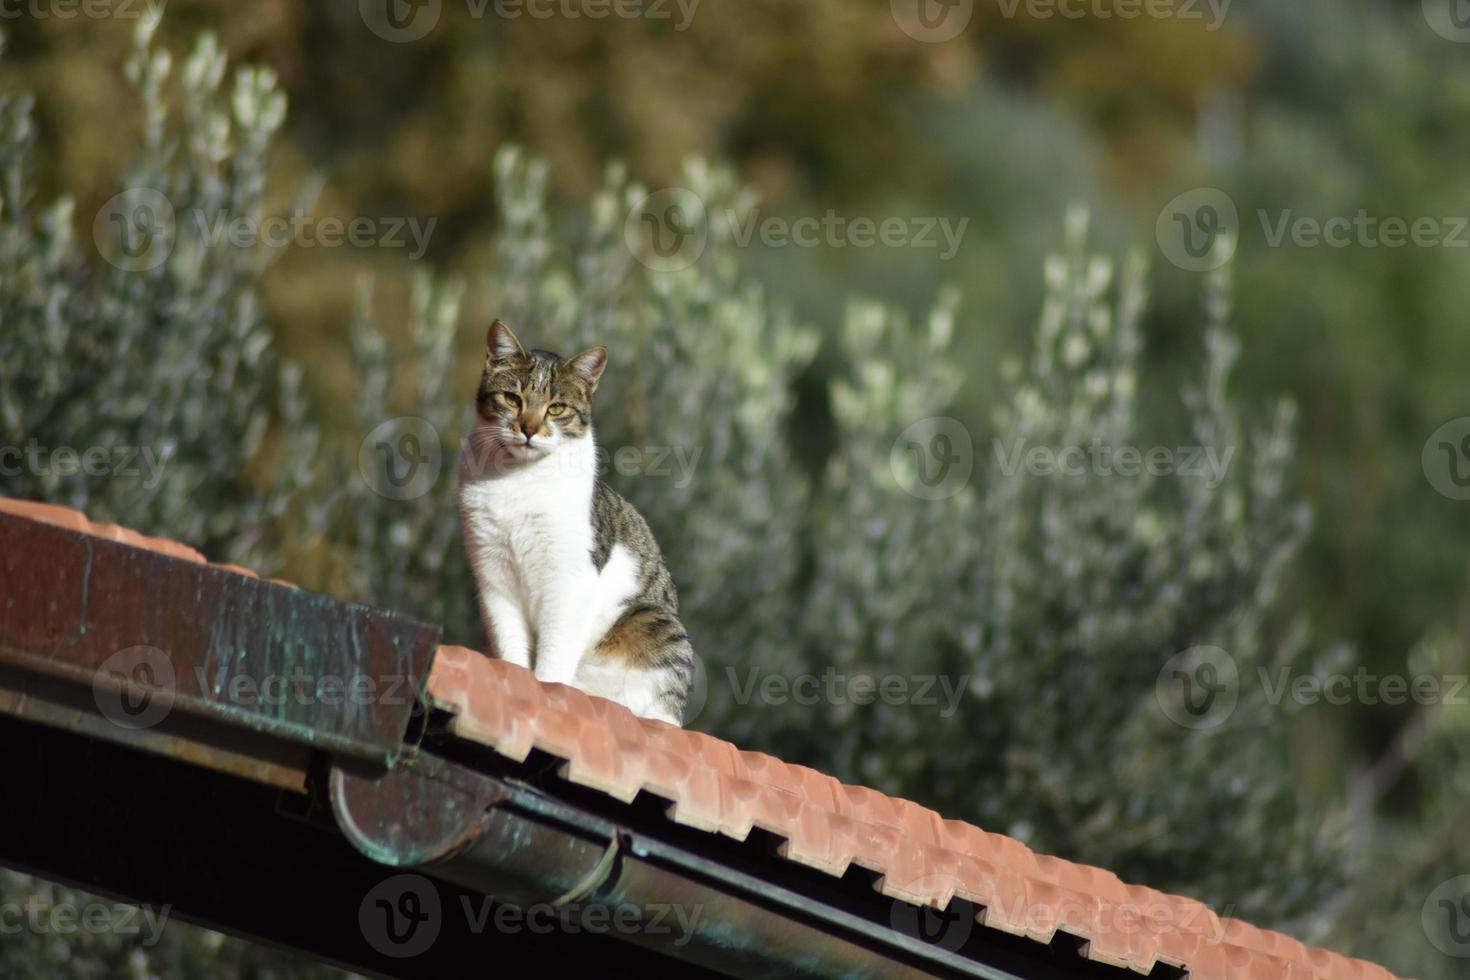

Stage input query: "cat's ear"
[
  {"left": 566, "top": 346, "right": 608, "bottom": 391},
  {"left": 487, "top": 320, "right": 526, "bottom": 363}
]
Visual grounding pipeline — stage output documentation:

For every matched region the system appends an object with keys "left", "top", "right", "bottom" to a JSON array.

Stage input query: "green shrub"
[{"left": 0, "top": 16, "right": 316, "bottom": 571}]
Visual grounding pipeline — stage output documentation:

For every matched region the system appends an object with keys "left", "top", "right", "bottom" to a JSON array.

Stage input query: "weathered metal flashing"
[
  {"left": 330, "top": 749, "right": 1049, "bottom": 980},
  {"left": 0, "top": 508, "right": 440, "bottom": 781},
  {"left": 4, "top": 711, "right": 711, "bottom": 980},
  {"left": 331, "top": 753, "right": 508, "bottom": 867}
]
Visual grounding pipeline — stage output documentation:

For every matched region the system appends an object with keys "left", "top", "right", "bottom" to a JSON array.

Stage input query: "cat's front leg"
[
  {"left": 531, "top": 571, "right": 600, "bottom": 686},
  {"left": 481, "top": 591, "right": 532, "bottom": 669}
]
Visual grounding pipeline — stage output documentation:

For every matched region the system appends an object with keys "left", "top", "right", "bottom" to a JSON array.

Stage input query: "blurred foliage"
[
  {"left": 0, "top": 16, "right": 316, "bottom": 568},
  {"left": 1, "top": 1, "right": 1467, "bottom": 978},
  {"left": 790, "top": 222, "right": 1334, "bottom": 916}
]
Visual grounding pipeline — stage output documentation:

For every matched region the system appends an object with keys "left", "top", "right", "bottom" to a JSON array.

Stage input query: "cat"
[{"left": 457, "top": 320, "right": 694, "bottom": 727}]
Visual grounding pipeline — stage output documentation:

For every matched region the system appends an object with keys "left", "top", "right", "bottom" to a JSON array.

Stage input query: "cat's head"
[{"left": 472, "top": 319, "right": 607, "bottom": 464}]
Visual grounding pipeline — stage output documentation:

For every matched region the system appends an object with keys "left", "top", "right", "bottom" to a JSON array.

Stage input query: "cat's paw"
[
  {"left": 532, "top": 663, "right": 580, "bottom": 687},
  {"left": 639, "top": 707, "right": 683, "bottom": 727}
]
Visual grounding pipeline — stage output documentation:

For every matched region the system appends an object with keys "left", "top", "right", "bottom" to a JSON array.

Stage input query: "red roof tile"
[
  {"left": 424, "top": 645, "right": 1400, "bottom": 980},
  {"left": 0, "top": 498, "right": 297, "bottom": 589},
  {"left": 1, "top": 496, "right": 1402, "bottom": 980},
  {"left": 0, "top": 498, "right": 209, "bottom": 564}
]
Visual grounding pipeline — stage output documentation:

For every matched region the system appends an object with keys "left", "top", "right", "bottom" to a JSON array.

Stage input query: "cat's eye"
[
  {"left": 547, "top": 403, "right": 568, "bottom": 417},
  {"left": 499, "top": 391, "right": 521, "bottom": 409}
]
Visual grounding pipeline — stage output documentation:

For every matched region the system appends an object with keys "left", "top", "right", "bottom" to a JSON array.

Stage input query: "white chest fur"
[{"left": 457, "top": 431, "right": 638, "bottom": 686}]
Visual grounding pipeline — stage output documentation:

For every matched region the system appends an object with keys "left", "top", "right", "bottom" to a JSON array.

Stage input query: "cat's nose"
[{"left": 519, "top": 420, "right": 536, "bottom": 440}]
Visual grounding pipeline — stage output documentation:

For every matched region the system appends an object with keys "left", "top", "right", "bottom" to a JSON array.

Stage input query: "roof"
[{"left": 0, "top": 496, "right": 1398, "bottom": 980}]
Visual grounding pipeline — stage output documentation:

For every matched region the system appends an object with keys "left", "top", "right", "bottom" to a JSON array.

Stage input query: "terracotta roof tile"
[
  {"left": 1, "top": 498, "right": 209, "bottom": 564},
  {"left": 426, "top": 647, "right": 1405, "bottom": 980},
  {"left": 0, "top": 498, "right": 298, "bottom": 588},
  {"left": 2, "top": 498, "right": 1402, "bottom": 980}
]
